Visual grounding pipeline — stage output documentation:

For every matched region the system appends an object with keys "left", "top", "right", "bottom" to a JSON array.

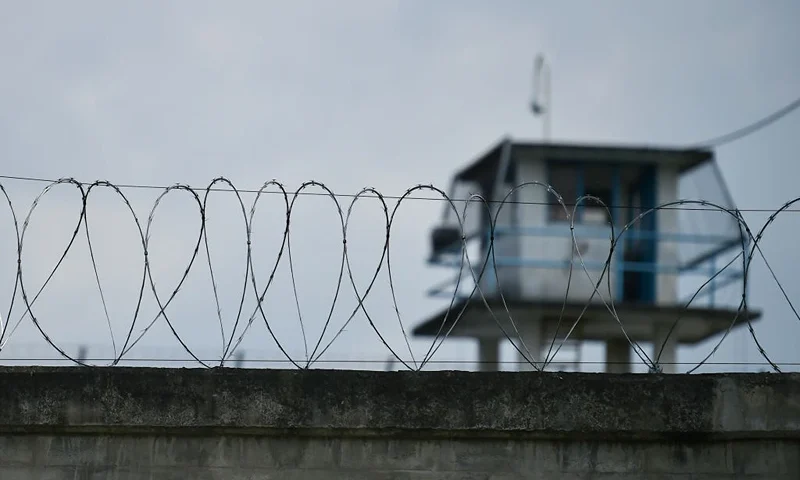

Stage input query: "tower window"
[{"left": 547, "top": 163, "right": 614, "bottom": 224}]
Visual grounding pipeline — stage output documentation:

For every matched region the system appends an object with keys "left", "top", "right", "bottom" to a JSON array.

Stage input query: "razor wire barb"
[{"left": 0, "top": 176, "right": 794, "bottom": 373}]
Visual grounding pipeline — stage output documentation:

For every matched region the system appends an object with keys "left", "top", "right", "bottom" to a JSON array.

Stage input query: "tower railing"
[{"left": 427, "top": 223, "right": 746, "bottom": 309}]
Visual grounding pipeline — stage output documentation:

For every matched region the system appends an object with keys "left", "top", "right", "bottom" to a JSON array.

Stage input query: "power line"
[{"left": 688, "top": 95, "right": 800, "bottom": 148}]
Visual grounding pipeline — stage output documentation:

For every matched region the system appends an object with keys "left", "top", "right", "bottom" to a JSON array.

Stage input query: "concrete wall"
[{"left": 0, "top": 367, "right": 798, "bottom": 479}]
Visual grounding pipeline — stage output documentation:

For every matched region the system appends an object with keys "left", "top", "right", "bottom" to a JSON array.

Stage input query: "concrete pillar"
[
  {"left": 653, "top": 324, "right": 678, "bottom": 374},
  {"left": 477, "top": 338, "right": 500, "bottom": 372},
  {"left": 605, "top": 339, "right": 631, "bottom": 373},
  {"left": 515, "top": 321, "right": 542, "bottom": 372}
]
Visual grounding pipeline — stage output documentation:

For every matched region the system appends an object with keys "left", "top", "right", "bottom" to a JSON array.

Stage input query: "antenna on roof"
[{"left": 530, "top": 53, "right": 551, "bottom": 141}]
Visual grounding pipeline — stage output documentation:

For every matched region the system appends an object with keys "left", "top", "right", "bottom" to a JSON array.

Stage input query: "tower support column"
[
  {"left": 653, "top": 324, "right": 678, "bottom": 374},
  {"left": 514, "top": 321, "right": 542, "bottom": 371},
  {"left": 605, "top": 339, "right": 631, "bottom": 373},
  {"left": 477, "top": 338, "right": 500, "bottom": 372}
]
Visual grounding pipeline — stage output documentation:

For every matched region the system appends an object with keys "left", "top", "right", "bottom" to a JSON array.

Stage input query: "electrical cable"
[{"left": 687, "top": 95, "right": 800, "bottom": 149}]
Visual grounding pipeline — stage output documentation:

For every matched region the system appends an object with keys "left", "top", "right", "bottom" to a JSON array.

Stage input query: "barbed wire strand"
[
  {"left": 0, "top": 357, "right": 796, "bottom": 367},
  {"left": 2, "top": 173, "right": 800, "bottom": 213}
]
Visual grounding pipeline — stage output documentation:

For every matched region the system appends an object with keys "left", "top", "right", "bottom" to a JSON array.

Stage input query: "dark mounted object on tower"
[{"left": 431, "top": 226, "right": 462, "bottom": 255}]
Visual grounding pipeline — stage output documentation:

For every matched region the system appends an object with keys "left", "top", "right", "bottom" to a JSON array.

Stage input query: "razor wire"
[{"left": 0, "top": 176, "right": 794, "bottom": 373}]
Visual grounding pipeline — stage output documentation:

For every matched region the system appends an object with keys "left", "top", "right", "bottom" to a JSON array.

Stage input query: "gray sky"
[{"left": 0, "top": 0, "right": 799, "bottom": 372}]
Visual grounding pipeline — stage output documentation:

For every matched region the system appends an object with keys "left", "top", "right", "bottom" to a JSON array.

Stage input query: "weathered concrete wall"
[{"left": 0, "top": 367, "right": 798, "bottom": 479}]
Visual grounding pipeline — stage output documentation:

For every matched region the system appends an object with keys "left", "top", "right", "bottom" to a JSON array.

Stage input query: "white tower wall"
[
  {"left": 480, "top": 182, "right": 521, "bottom": 297},
  {"left": 656, "top": 164, "right": 680, "bottom": 306},
  {"left": 508, "top": 155, "right": 621, "bottom": 304}
]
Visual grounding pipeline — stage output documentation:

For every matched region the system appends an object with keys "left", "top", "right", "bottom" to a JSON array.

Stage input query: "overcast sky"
[{"left": 0, "top": 0, "right": 799, "bottom": 373}]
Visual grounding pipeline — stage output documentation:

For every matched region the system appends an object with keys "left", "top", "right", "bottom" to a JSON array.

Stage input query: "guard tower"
[{"left": 413, "top": 138, "right": 761, "bottom": 373}]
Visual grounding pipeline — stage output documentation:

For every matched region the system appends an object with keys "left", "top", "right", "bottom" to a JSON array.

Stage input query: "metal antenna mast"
[{"left": 530, "top": 54, "right": 551, "bottom": 141}]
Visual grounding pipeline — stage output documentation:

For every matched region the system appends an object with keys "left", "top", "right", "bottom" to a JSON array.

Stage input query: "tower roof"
[{"left": 454, "top": 138, "right": 714, "bottom": 182}]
